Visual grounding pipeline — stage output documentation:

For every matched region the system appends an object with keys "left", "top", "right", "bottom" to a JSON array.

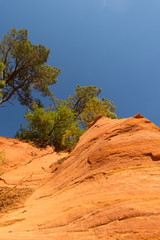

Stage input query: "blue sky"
[{"left": 1, "top": 0, "right": 160, "bottom": 137}]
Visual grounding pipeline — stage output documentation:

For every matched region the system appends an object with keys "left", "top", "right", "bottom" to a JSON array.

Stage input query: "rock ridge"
[{"left": 0, "top": 114, "right": 160, "bottom": 239}]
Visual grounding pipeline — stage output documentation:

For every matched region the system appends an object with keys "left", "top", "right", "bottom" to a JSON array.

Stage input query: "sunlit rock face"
[{"left": 1, "top": 114, "right": 160, "bottom": 240}]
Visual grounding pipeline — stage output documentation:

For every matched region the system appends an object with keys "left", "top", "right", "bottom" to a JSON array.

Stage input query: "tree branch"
[{"left": 0, "top": 75, "right": 31, "bottom": 105}]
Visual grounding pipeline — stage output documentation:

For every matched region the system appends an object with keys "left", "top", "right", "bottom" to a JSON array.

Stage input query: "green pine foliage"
[
  {"left": 16, "top": 85, "right": 117, "bottom": 151},
  {"left": 65, "top": 85, "right": 116, "bottom": 124},
  {"left": 3, "top": 29, "right": 118, "bottom": 152},
  {"left": 66, "top": 85, "right": 102, "bottom": 115},
  {"left": 0, "top": 28, "right": 60, "bottom": 108},
  {"left": 63, "top": 84, "right": 117, "bottom": 129},
  {"left": 80, "top": 97, "right": 117, "bottom": 128},
  {"left": 15, "top": 102, "right": 84, "bottom": 151}
]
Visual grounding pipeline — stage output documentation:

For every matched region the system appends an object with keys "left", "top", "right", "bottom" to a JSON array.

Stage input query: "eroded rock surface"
[{"left": 1, "top": 115, "right": 160, "bottom": 239}]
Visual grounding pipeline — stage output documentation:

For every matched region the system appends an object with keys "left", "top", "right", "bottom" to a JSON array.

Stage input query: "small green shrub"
[{"left": 15, "top": 102, "right": 83, "bottom": 151}]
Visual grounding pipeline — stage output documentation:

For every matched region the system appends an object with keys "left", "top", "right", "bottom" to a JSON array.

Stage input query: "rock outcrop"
[{"left": 0, "top": 115, "right": 160, "bottom": 239}]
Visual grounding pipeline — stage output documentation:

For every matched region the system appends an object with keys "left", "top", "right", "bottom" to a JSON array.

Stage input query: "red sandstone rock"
[{"left": 0, "top": 115, "right": 160, "bottom": 239}]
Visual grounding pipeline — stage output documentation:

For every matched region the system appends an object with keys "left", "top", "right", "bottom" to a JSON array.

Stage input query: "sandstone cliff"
[{"left": 0, "top": 114, "right": 160, "bottom": 239}]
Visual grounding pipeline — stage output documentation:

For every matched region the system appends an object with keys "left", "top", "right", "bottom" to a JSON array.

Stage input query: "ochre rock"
[
  {"left": 0, "top": 115, "right": 160, "bottom": 239},
  {"left": 0, "top": 137, "right": 54, "bottom": 174}
]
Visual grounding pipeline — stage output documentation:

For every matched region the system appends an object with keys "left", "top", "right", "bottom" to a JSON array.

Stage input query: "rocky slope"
[{"left": 0, "top": 114, "right": 160, "bottom": 239}]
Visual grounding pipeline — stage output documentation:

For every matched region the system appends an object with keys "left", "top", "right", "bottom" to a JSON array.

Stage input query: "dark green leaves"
[{"left": 0, "top": 28, "right": 60, "bottom": 107}]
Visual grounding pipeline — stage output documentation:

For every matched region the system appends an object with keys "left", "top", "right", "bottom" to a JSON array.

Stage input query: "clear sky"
[{"left": 1, "top": 0, "right": 160, "bottom": 137}]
